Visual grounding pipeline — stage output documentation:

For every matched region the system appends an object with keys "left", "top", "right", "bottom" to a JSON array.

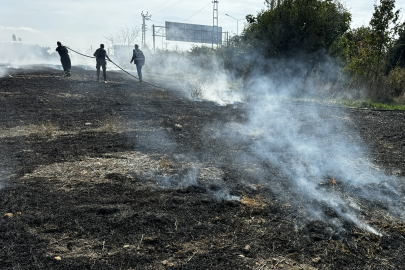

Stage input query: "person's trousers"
[
  {"left": 60, "top": 55, "right": 71, "bottom": 77},
  {"left": 136, "top": 64, "right": 142, "bottom": 82},
  {"left": 96, "top": 59, "right": 107, "bottom": 80}
]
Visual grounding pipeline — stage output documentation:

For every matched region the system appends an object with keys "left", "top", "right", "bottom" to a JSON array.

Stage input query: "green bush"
[{"left": 385, "top": 66, "right": 405, "bottom": 96}]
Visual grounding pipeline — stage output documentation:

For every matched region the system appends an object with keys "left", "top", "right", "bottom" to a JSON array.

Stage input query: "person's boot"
[{"left": 104, "top": 75, "right": 107, "bottom": 83}]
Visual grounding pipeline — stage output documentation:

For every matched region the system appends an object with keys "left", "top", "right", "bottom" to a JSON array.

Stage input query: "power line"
[
  {"left": 150, "top": 19, "right": 165, "bottom": 24},
  {"left": 153, "top": 0, "right": 187, "bottom": 15},
  {"left": 149, "top": 0, "right": 173, "bottom": 12},
  {"left": 182, "top": 2, "right": 212, "bottom": 23}
]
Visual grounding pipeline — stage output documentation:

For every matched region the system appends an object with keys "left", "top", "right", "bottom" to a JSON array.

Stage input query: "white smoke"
[
  {"left": 0, "top": 42, "right": 98, "bottom": 74},
  {"left": 135, "top": 126, "right": 238, "bottom": 200},
  {"left": 0, "top": 66, "right": 7, "bottom": 77},
  {"left": 143, "top": 49, "right": 243, "bottom": 105},
  {"left": 133, "top": 48, "right": 405, "bottom": 233},
  {"left": 207, "top": 59, "right": 404, "bottom": 234},
  {"left": 0, "top": 26, "right": 40, "bottom": 33}
]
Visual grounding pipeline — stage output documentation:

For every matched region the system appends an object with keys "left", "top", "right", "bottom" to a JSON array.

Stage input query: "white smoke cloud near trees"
[
  {"left": 215, "top": 86, "right": 402, "bottom": 234},
  {"left": 143, "top": 49, "right": 405, "bottom": 234},
  {"left": 144, "top": 48, "right": 244, "bottom": 104},
  {"left": 213, "top": 57, "right": 404, "bottom": 235}
]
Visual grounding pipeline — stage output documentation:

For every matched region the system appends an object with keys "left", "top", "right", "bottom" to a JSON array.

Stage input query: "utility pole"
[
  {"left": 212, "top": 0, "right": 219, "bottom": 49},
  {"left": 153, "top": 24, "right": 155, "bottom": 51},
  {"left": 141, "top": 11, "right": 151, "bottom": 46},
  {"left": 225, "top": 14, "right": 244, "bottom": 35}
]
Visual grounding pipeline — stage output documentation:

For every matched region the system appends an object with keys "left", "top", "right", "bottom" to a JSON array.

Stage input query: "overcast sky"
[{"left": 0, "top": 0, "right": 404, "bottom": 52}]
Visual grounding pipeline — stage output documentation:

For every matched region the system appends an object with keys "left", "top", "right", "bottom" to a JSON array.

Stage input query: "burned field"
[{"left": 1, "top": 66, "right": 405, "bottom": 270}]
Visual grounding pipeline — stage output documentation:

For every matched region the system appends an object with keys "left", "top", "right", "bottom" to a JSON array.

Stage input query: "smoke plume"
[
  {"left": 144, "top": 48, "right": 404, "bottom": 233},
  {"left": 143, "top": 48, "right": 243, "bottom": 105},
  {"left": 0, "top": 42, "right": 96, "bottom": 75},
  {"left": 215, "top": 58, "right": 403, "bottom": 234}
]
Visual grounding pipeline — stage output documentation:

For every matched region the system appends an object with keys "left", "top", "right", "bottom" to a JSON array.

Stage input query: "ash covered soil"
[{"left": 1, "top": 66, "right": 405, "bottom": 269}]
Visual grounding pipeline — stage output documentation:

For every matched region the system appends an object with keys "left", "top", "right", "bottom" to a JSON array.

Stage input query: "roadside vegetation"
[
  {"left": 242, "top": 0, "right": 404, "bottom": 106},
  {"left": 151, "top": 0, "right": 405, "bottom": 108}
]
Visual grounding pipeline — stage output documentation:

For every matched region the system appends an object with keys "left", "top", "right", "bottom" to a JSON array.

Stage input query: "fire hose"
[{"left": 66, "top": 46, "right": 167, "bottom": 91}]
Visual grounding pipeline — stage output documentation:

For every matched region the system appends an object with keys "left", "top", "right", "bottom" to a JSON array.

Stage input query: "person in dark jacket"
[
  {"left": 130, "top": 44, "right": 145, "bottom": 83},
  {"left": 93, "top": 44, "right": 111, "bottom": 82},
  {"left": 56, "top": 41, "right": 71, "bottom": 77}
]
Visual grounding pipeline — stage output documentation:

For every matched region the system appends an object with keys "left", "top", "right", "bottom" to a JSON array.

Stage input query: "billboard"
[{"left": 165, "top": 21, "right": 222, "bottom": 44}]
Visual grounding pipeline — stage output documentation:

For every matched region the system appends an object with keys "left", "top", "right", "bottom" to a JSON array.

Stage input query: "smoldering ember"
[{"left": 0, "top": 63, "right": 404, "bottom": 270}]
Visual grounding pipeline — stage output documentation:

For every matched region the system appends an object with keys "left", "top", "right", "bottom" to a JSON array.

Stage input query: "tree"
[
  {"left": 369, "top": 0, "right": 401, "bottom": 78},
  {"left": 104, "top": 26, "right": 141, "bottom": 47},
  {"left": 385, "top": 24, "right": 405, "bottom": 73},
  {"left": 338, "top": 26, "right": 377, "bottom": 77},
  {"left": 12, "top": 34, "right": 16, "bottom": 41},
  {"left": 243, "top": 0, "right": 351, "bottom": 58}
]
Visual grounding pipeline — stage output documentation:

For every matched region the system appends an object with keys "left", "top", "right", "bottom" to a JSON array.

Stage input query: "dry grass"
[
  {"left": 0, "top": 126, "right": 30, "bottom": 138},
  {"left": 152, "top": 90, "right": 170, "bottom": 99},
  {"left": 241, "top": 195, "right": 267, "bottom": 208},
  {"left": 56, "top": 93, "right": 84, "bottom": 99},
  {"left": 0, "top": 123, "right": 73, "bottom": 139},
  {"left": 20, "top": 151, "right": 159, "bottom": 189},
  {"left": 158, "top": 156, "right": 171, "bottom": 171},
  {"left": 28, "top": 122, "right": 59, "bottom": 137},
  {"left": 98, "top": 117, "right": 125, "bottom": 133},
  {"left": 188, "top": 81, "right": 205, "bottom": 100}
]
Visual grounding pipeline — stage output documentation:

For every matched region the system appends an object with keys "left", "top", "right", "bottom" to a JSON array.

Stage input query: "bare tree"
[{"left": 105, "top": 26, "right": 141, "bottom": 47}]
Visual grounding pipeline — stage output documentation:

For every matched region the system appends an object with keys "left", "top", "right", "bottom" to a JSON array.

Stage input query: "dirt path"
[{"left": 1, "top": 66, "right": 405, "bottom": 269}]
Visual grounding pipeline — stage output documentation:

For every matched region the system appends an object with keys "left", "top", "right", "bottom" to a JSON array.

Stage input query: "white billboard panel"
[{"left": 165, "top": 21, "right": 222, "bottom": 44}]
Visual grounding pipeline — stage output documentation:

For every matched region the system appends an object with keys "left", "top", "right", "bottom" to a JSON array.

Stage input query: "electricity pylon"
[{"left": 141, "top": 11, "right": 151, "bottom": 46}]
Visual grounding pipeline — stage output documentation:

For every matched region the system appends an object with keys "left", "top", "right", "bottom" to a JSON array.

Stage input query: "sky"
[{"left": 0, "top": 0, "right": 404, "bottom": 52}]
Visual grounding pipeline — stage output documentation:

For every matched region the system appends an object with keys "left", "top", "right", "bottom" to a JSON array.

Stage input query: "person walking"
[
  {"left": 130, "top": 44, "right": 145, "bottom": 83},
  {"left": 56, "top": 41, "right": 71, "bottom": 77},
  {"left": 93, "top": 44, "right": 111, "bottom": 82}
]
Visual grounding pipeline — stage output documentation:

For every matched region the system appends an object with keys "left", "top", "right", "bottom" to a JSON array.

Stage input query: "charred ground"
[{"left": 0, "top": 66, "right": 405, "bottom": 269}]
